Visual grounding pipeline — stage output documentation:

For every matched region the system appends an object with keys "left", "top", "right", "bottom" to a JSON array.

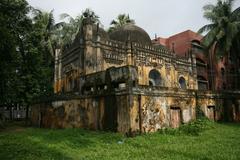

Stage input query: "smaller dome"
[
  {"left": 109, "top": 24, "right": 152, "bottom": 45},
  {"left": 92, "top": 25, "right": 109, "bottom": 40}
]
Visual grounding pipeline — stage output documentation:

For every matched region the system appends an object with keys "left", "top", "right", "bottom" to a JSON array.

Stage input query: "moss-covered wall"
[
  {"left": 128, "top": 94, "right": 196, "bottom": 133},
  {"left": 197, "top": 94, "right": 240, "bottom": 122},
  {"left": 31, "top": 95, "right": 131, "bottom": 133},
  {"left": 31, "top": 91, "right": 240, "bottom": 133}
]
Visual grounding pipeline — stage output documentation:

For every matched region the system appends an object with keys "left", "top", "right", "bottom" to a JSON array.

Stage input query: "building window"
[
  {"left": 197, "top": 76, "right": 208, "bottom": 90},
  {"left": 149, "top": 69, "right": 162, "bottom": 86},
  {"left": 179, "top": 77, "right": 186, "bottom": 89},
  {"left": 191, "top": 40, "right": 203, "bottom": 53}
]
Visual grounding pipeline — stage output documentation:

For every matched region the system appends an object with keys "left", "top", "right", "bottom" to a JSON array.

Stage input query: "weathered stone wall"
[
  {"left": 31, "top": 99, "right": 104, "bottom": 129},
  {"left": 31, "top": 90, "right": 240, "bottom": 134},
  {"left": 197, "top": 97, "right": 223, "bottom": 121},
  {"left": 31, "top": 95, "right": 132, "bottom": 133},
  {"left": 196, "top": 91, "right": 240, "bottom": 121},
  {"left": 128, "top": 93, "right": 196, "bottom": 133}
]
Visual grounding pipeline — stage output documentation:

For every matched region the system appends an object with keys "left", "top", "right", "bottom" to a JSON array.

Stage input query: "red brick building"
[
  {"left": 153, "top": 30, "right": 240, "bottom": 91},
  {"left": 153, "top": 30, "right": 209, "bottom": 90}
]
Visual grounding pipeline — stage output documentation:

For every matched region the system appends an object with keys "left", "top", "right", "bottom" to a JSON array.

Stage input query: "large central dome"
[{"left": 109, "top": 24, "right": 152, "bottom": 45}]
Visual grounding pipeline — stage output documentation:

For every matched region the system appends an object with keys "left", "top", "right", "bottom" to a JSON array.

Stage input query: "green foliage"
[
  {"left": 57, "top": 8, "right": 99, "bottom": 49},
  {"left": 159, "top": 118, "right": 214, "bottom": 136},
  {"left": 0, "top": 2, "right": 102, "bottom": 110},
  {"left": 108, "top": 14, "right": 135, "bottom": 33},
  {"left": 179, "top": 118, "right": 214, "bottom": 135},
  {"left": 198, "top": 0, "right": 240, "bottom": 56},
  {"left": 0, "top": 123, "right": 240, "bottom": 160},
  {"left": 0, "top": 0, "right": 31, "bottom": 106},
  {"left": 0, "top": 0, "right": 54, "bottom": 111},
  {"left": 196, "top": 106, "right": 206, "bottom": 119}
]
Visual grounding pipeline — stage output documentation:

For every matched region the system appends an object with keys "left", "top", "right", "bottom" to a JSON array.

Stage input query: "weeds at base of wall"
[{"left": 159, "top": 118, "right": 215, "bottom": 136}]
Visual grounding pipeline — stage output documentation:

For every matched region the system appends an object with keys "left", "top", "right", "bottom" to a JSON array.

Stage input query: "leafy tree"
[
  {"left": 0, "top": 3, "right": 102, "bottom": 123},
  {"left": 108, "top": 14, "right": 135, "bottom": 33},
  {"left": 0, "top": 0, "right": 54, "bottom": 121},
  {"left": 32, "top": 9, "right": 56, "bottom": 57},
  {"left": 0, "top": 0, "right": 31, "bottom": 112}
]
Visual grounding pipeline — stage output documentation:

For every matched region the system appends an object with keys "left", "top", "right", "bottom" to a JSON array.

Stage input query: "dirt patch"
[{"left": 0, "top": 121, "right": 29, "bottom": 133}]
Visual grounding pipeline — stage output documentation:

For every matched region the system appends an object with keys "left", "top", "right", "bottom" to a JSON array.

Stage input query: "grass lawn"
[{"left": 0, "top": 122, "right": 240, "bottom": 160}]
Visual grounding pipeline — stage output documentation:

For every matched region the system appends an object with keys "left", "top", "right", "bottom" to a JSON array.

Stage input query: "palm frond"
[
  {"left": 198, "top": 24, "right": 216, "bottom": 34},
  {"left": 203, "top": 4, "right": 215, "bottom": 11},
  {"left": 231, "top": 7, "right": 240, "bottom": 20},
  {"left": 202, "top": 27, "right": 219, "bottom": 48},
  {"left": 204, "top": 10, "right": 218, "bottom": 22},
  {"left": 59, "top": 13, "right": 72, "bottom": 20},
  {"left": 54, "top": 22, "right": 66, "bottom": 29},
  {"left": 110, "top": 20, "right": 117, "bottom": 25}
]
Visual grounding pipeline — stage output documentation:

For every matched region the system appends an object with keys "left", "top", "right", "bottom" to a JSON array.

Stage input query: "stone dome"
[{"left": 109, "top": 24, "right": 152, "bottom": 45}]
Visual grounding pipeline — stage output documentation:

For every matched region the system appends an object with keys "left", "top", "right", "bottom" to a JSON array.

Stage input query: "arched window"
[
  {"left": 191, "top": 40, "right": 201, "bottom": 45},
  {"left": 179, "top": 77, "right": 186, "bottom": 89},
  {"left": 191, "top": 40, "right": 203, "bottom": 53},
  {"left": 149, "top": 69, "right": 162, "bottom": 86}
]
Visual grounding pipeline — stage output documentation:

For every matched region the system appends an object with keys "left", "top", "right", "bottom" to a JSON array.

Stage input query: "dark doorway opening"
[{"left": 103, "top": 95, "right": 118, "bottom": 131}]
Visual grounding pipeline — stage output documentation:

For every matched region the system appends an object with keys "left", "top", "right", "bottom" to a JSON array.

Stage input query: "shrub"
[
  {"left": 159, "top": 118, "right": 214, "bottom": 136},
  {"left": 158, "top": 127, "right": 180, "bottom": 135},
  {"left": 196, "top": 106, "right": 206, "bottom": 119},
  {"left": 179, "top": 117, "right": 214, "bottom": 136}
]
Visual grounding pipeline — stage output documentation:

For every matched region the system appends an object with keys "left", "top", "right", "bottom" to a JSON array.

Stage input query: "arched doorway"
[{"left": 149, "top": 69, "right": 162, "bottom": 86}]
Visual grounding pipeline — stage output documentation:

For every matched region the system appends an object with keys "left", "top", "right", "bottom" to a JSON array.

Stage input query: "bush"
[
  {"left": 159, "top": 118, "right": 214, "bottom": 136},
  {"left": 158, "top": 127, "right": 180, "bottom": 135},
  {"left": 179, "top": 118, "right": 214, "bottom": 135}
]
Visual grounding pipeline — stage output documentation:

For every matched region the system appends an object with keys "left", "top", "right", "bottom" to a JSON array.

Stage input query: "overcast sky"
[{"left": 27, "top": 0, "right": 240, "bottom": 38}]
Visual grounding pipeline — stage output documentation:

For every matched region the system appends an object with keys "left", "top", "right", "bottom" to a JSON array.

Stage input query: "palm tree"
[
  {"left": 82, "top": 8, "right": 100, "bottom": 24},
  {"left": 32, "top": 9, "right": 56, "bottom": 57},
  {"left": 198, "top": 0, "right": 240, "bottom": 55},
  {"left": 57, "top": 8, "right": 100, "bottom": 48},
  {"left": 108, "top": 14, "right": 135, "bottom": 33},
  {"left": 57, "top": 13, "right": 83, "bottom": 48},
  {"left": 198, "top": 0, "right": 240, "bottom": 90}
]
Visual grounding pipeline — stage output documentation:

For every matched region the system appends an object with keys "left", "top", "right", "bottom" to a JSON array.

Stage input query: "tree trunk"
[
  {"left": 25, "top": 104, "right": 29, "bottom": 125},
  {"left": 208, "top": 46, "right": 215, "bottom": 90},
  {"left": 9, "top": 106, "right": 12, "bottom": 120}
]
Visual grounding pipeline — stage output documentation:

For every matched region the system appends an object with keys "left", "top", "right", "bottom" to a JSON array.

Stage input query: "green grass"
[{"left": 0, "top": 122, "right": 240, "bottom": 160}]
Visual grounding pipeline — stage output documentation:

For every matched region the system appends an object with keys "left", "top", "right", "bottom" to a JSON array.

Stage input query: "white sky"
[{"left": 27, "top": 0, "right": 240, "bottom": 38}]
